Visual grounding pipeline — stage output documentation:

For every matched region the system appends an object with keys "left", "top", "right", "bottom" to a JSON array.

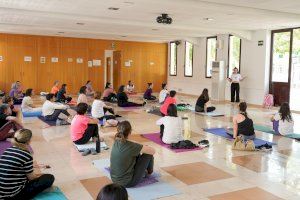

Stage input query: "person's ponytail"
[{"left": 114, "top": 121, "right": 132, "bottom": 142}]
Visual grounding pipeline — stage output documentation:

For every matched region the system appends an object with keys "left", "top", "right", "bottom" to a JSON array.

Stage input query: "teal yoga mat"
[
  {"left": 93, "top": 159, "right": 181, "bottom": 200},
  {"left": 254, "top": 124, "right": 300, "bottom": 139},
  {"left": 33, "top": 187, "right": 67, "bottom": 200}
]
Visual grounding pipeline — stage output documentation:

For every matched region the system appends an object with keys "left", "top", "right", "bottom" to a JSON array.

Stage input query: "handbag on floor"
[
  {"left": 263, "top": 94, "right": 274, "bottom": 108},
  {"left": 232, "top": 136, "right": 255, "bottom": 151},
  {"left": 170, "top": 140, "right": 197, "bottom": 149}
]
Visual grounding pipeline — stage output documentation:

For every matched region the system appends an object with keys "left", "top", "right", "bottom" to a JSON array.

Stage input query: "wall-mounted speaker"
[{"left": 175, "top": 40, "right": 181, "bottom": 46}]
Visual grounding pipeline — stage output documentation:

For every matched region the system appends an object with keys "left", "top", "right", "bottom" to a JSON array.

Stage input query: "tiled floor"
[{"left": 19, "top": 94, "right": 300, "bottom": 199}]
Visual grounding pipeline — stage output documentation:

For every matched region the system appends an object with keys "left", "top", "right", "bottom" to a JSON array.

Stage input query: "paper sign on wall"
[
  {"left": 88, "top": 61, "right": 93, "bottom": 67},
  {"left": 150, "top": 62, "right": 155, "bottom": 66},
  {"left": 93, "top": 59, "right": 101, "bottom": 66},
  {"left": 0, "top": 56, "right": 3, "bottom": 62},
  {"left": 51, "top": 57, "right": 58, "bottom": 63},
  {"left": 40, "top": 57, "right": 46, "bottom": 64},
  {"left": 67, "top": 58, "right": 73, "bottom": 63},
  {"left": 125, "top": 61, "right": 131, "bottom": 67},
  {"left": 77, "top": 58, "right": 83, "bottom": 64},
  {"left": 24, "top": 56, "right": 32, "bottom": 62}
]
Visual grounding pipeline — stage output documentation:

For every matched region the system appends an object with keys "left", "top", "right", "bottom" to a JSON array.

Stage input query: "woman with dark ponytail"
[
  {"left": 271, "top": 102, "right": 294, "bottom": 135},
  {"left": 110, "top": 121, "right": 155, "bottom": 187},
  {"left": 232, "top": 102, "right": 255, "bottom": 140}
]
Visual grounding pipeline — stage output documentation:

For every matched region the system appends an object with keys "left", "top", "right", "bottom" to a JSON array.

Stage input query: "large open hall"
[{"left": 0, "top": 1, "right": 300, "bottom": 200}]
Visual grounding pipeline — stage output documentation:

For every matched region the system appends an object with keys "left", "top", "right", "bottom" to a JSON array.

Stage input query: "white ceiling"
[{"left": 0, "top": 0, "right": 300, "bottom": 42}]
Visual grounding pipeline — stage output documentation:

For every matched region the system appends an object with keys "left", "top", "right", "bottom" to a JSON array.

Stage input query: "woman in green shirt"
[{"left": 110, "top": 121, "right": 155, "bottom": 187}]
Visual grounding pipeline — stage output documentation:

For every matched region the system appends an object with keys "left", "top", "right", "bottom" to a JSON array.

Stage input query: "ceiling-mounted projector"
[{"left": 156, "top": 14, "right": 172, "bottom": 25}]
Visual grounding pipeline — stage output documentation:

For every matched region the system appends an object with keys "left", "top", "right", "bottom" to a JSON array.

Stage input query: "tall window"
[
  {"left": 184, "top": 41, "right": 193, "bottom": 77},
  {"left": 169, "top": 42, "right": 177, "bottom": 76},
  {"left": 206, "top": 37, "right": 217, "bottom": 78},
  {"left": 228, "top": 35, "right": 242, "bottom": 76}
]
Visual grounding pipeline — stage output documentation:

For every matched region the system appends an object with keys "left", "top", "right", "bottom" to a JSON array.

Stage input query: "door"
[
  {"left": 270, "top": 30, "right": 292, "bottom": 106},
  {"left": 106, "top": 57, "right": 111, "bottom": 83},
  {"left": 113, "top": 51, "right": 121, "bottom": 89}
]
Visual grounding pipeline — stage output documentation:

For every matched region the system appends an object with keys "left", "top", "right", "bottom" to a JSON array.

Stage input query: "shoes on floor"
[
  {"left": 198, "top": 140, "right": 209, "bottom": 148},
  {"left": 90, "top": 148, "right": 98, "bottom": 155},
  {"left": 82, "top": 149, "right": 91, "bottom": 156}
]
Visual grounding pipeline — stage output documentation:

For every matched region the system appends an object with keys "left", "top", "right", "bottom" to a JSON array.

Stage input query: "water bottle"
[{"left": 96, "top": 138, "right": 101, "bottom": 153}]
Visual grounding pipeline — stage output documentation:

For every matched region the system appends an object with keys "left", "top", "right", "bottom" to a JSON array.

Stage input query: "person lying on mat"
[
  {"left": 271, "top": 102, "right": 294, "bottom": 136},
  {"left": 85, "top": 80, "right": 95, "bottom": 97},
  {"left": 97, "top": 183, "right": 128, "bottom": 200},
  {"left": 0, "top": 104, "right": 23, "bottom": 141},
  {"left": 195, "top": 88, "right": 216, "bottom": 113},
  {"left": 103, "top": 82, "right": 117, "bottom": 102},
  {"left": 232, "top": 102, "right": 256, "bottom": 140},
  {"left": 42, "top": 93, "right": 72, "bottom": 124},
  {"left": 117, "top": 86, "right": 145, "bottom": 107},
  {"left": 77, "top": 86, "right": 89, "bottom": 105},
  {"left": 160, "top": 90, "right": 177, "bottom": 116},
  {"left": 156, "top": 104, "right": 183, "bottom": 144},
  {"left": 92, "top": 91, "right": 118, "bottom": 121},
  {"left": 159, "top": 83, "right": 168, "bottom": 104},
  {"left": 21, "top": 89, "right": 42, "bottom": 113},
  {"left": 71, "top": 103, "right": 101, "bottom": 156},
  {"left": 56, "top": 84, "right": 72, "bottom": 103},
  {"left": 2, "top": 96, "right": 21, "bottom": 117},
  {"left": 143, "top": 83, "right": 156, "bottom": 100},
  {"left": 9, "top": 82, "right": 23, "bottom": 105},
  {"left": 0, "top": 129, "right": 55, "bottom": 199},
  {"left": 110, "top": 121, "right": 155, "bottom": 188},
  {"left": 126, "top": 80, "right": 135, "bottom": 94},
  {"left": 50, "top": 80, "right": 60, "bottom": 97}
]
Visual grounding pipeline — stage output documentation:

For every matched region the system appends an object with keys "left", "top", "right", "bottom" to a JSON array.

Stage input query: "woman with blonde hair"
[{"left": 0, "top": 129, "right": 55, "bottom": 199}]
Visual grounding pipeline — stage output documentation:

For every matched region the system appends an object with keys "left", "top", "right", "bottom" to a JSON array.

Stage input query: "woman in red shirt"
[{"left": 160, "top": 90, "right": 177, "bottom": 116}]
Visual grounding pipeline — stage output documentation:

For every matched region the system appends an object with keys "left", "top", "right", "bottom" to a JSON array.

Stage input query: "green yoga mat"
[
  {"left": 254, "top": 124, "right": 300, "bottom": 139},
  {"left": 176, "top": 106, "right": 188, "bottom": 111},
  {"left": 33, "top": 187, "right": 67, "bottom": 200}
]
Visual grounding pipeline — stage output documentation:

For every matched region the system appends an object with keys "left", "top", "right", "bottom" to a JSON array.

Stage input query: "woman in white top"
[
  {"left": 271, "top": 102, "right": 294, "bottom": 136},
  {"left": 227, "top": 67, "right": 246, "bottom": 102},
  {"left": 159, "top": 83, "right": 168, "bottom": 104},
  {"left": 92, "top": 91, "right": 116, "bottom": 120},
  {"left": 126, "top": 80, "right": 135, "bottom": 94},
  {"left": 21, "top": 89, "right": 42, "bottom": 112},
  {"left": 156, "top": 104, "right": 184, "bottom": 144},
  {"left": 77, "top": 86, "right": 88, "bottom": 105},
  {"left": 42, "top": 93, "right": 71, "bottom": 123},
  {"left": 85, "top": 80, "right": 95, "bottom": 97}
]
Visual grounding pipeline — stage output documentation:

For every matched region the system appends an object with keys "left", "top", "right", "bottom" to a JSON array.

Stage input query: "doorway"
[
  {"left": 270, "top": 28, "right": 300, "bottom": 110},
  {"left": 113, "top": 51, "right": 121, "bottom": 89},
  {"left": 106, "top": 57, "right": 112, "bottom": 83}
]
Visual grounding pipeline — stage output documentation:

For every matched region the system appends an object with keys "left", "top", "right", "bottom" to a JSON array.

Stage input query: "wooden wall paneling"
[
  {"left": 0, "top": 34, "right": 7, "bottom": 91},
  {"left": 88, "top": 48, "right": 105, "bottom": 92},
  {"left": 113, "top": 51, "right": 121, "bottom": 90}
]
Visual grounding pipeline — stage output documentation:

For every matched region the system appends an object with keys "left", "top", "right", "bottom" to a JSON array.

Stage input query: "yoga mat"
[
  {"left": 74, "top": 141, "right": 109, "bottom": 152},
  {"left": 195, "top": 112, "right": 225, "bottom": 117},
  {"left": 142, "top": 133, "right": 202, "bottom": 153},
  {"left": 254, "top": 124, "right": 300, "bottom": 139},
  {"left": 0, "top": 140, "right": 12, "bottom": 156},
  {"left": 22, "top": 110, "right": 42, "bottom": 117},
  {"left": 121, "top": 106, "right": 142, "bottom": 110},
  {"left": 38, "top": 116, "right": 69, "bottom": 127},
  {"left": 147, "top": 109, "right": 162, "bottom": 117},
  {"left": 203, "top": 128, "right": 276, "bottom": 147},
  {"left": 93, "top": 159, "right": 181, "bottom": 200},
  {"left": 33, "top": 186, "right": 67, "bottom": 200}
]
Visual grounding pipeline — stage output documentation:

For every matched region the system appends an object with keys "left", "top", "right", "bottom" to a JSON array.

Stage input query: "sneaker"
[
  {"left": 142, "top": 101, "right": 147, "bottom": 106},
  {"left": 82, "top": 149, "right": 91, "bottom": 156},
  {"left": 90, "top": 148, "right": 98, "bottom": 155},
  {"left": 115, "top": 115, "right": 122, "bottom": 118}
]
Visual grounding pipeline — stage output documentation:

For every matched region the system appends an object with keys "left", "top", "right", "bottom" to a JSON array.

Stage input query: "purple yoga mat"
[
  {"left": 142, "top": 133, "right": 202, "bottom": 153},
  {"left": 0, "top": 140, "right": 12, "bottom": 156},
  {"left": 104, "top": 167, "right": 159, "bottom": 188}
]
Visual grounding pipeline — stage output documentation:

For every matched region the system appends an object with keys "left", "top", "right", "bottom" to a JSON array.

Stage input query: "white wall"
[{"left": 167, "top": 30, "right": 271, "bottom": 105}]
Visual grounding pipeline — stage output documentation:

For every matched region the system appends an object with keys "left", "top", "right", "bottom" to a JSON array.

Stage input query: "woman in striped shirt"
[{"left": 0, "top": 129, "right": 54, "bottom": 199}]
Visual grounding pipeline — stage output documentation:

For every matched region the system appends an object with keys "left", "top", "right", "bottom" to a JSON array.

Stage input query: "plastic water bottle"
[
  {"left": 96, "top": 139, "right": 101, "bottom": 153},
  {"left": 102, "top": 117, "right": 106, "bottom": 126}
]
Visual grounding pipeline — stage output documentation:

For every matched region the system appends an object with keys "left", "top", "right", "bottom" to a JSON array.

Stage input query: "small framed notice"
[
  {"left": 67, "top": 58, "right": 73, "bottom": 63},
  {"left": 40, "top": 57, "right": 46, "bottom": 64},
  {"left": 88, "top": 61, "right": 93, "bottom": 67},
  {"left": 93, "top": 59, "right": 101, "bottom": 66},
  {"left": 24, "top": 56, "right": 32, "bottom": 62},
  {"left": 76, "top": 58, "right": 83, "bottom": 64},
  {"left": 51, "top": 57, "right": 58, "bottom": 63},
  {"left": 0, "top": 56, "right": 3, "bottom": 62}
]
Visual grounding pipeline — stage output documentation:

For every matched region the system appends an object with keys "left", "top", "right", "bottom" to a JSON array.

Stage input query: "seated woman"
[
  {"left": 77, "top": 86, "right": 88, "bottom": 105},
  {"left": 232, "top": 102, "right": 255, "bottom": 140},
  {"left": 110, "top": 121, "right": 155, "bottom": 187},
  {"left": 71, "top": 103, "right": 100, "bottom": 155},
  {"left": 160, "top": 90, "right": 177, "bottom": 116},
  {"left": 97, "top": 183, "right": 128, "bottom": 200},
  {"left": 85, "top": 80, "right": 95, "bottom": 97},
  {"left": 156, "top": 104, "right": 184, "bottom": 143},
  {"left": 0, "top": 104, "right": 23, "bottom": 141},
  {"left": 195, "top": 88, "right": 216, "bottom": 113},
  {"left": 21, "top": 89, "right": 42, "bottom": 113},
  {"left": 143, "top": 83, "right": 156, "bottom": 100},
  {"left": 159, "top": 83, "right": 168, "bottom": 104},
  {"left": 2, "top": 96, "right": 21, "bottom": 117},
  {"left": 117, "top": 86, "right": 145, "bottom": 107},
  {"left": 0, "top": 129, "right": 55, "bottom": 199},
  {"left": 271, "top": 102, "right": 294, "bottom": 136},
  {"left": 92, "top": 91, "right": 117, "bottom": 121},
  {"left": 126, "top": 80, "right": 135, "bottom": 94},
  {"left": 9, "top": 82, "right": 23, "bottom": 105},
  {"left": 50, "top": 81, "right": 60, "bottom": 97},
  {"left": 103, "top": 82, "right": 117, "bottom": 102},
  {"left": 56, "top": 84, "right": 72, "bottom": 103},
  {"left": 42, "top": 93, "right": 71, "bottom": 123}
]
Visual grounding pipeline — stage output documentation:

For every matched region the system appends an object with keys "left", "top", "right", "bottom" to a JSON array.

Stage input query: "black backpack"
[{"left": 170, "top": 140, "right": 198, "bottom": 149}]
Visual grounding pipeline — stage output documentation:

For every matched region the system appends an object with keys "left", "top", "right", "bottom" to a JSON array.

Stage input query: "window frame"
[
  {"left": 227, "top": 35, "right": 242, "bottom": 77},
  {"left": 184, "top": 41, "right": 194, "bottom": 77},
  {"left": 169, "top": 41, "right": 177, "bottom": 76},
  {"left": 205, "top": 36, "right": 217, "bottom": 78}
]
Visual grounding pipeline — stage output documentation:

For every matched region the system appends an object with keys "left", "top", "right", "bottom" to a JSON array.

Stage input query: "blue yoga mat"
[
  {"left": 93, "top": 159, "right": 181, "bottom": 200},
  {"left": 33, "top": 187, "right": 67, "bottom": 200},
  {"left": 22, "top": 111, "right": 42, "bottom": 117},
  {"left": 203, "top": 128, "right": 276, "bottom": 147}
]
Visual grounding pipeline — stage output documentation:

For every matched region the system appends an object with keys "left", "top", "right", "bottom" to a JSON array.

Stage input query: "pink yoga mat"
[{"left": 142, "top": 133, "right": 202, "bottom": 153}]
